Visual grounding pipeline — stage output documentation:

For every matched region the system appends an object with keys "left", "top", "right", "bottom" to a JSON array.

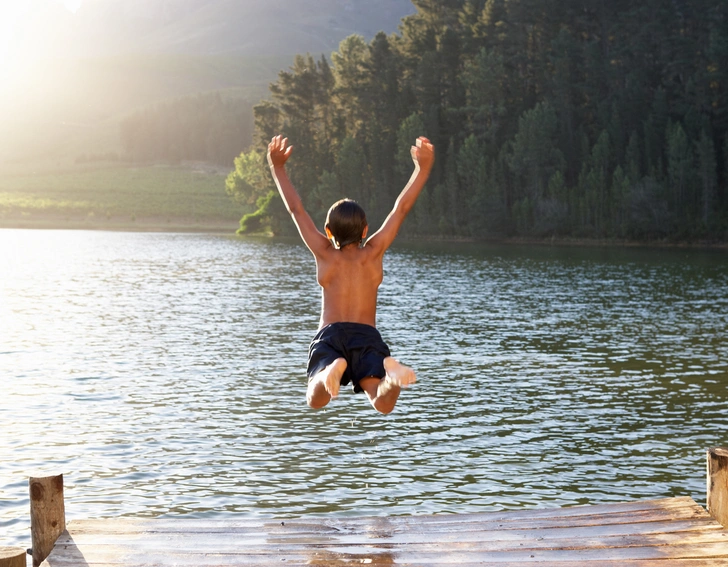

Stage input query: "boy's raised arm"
[
  {"left": 367, "top": 136, "right": 435, "bottom": 253},
  {"left": 267, "top": 135, "right": 331, "bottom": 255}
]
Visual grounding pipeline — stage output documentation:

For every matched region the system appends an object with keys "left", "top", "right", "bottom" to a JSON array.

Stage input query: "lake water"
[{"left": 1, "top": 229, "right": 727, "bottom": 549}]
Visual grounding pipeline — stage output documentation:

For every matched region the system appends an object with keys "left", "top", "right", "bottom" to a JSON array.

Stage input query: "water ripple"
[{"left": 1, "top": 231, "right": 727, "bottom": 548}]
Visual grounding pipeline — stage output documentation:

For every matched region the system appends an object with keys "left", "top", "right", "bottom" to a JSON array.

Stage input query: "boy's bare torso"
[{"left": 316, "top": 244, "right": 383, "bottom": 328}]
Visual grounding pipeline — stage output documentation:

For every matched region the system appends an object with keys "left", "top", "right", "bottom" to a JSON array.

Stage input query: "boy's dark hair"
[{"left": 325, "top": 199, "right": 367, "bottom": 248}]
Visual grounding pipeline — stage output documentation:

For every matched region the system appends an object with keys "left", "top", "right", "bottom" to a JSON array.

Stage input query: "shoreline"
[
  {"left": 2, "top": 217, "right": 727, "bottom": 250},
  {"left": 491, "top": 235, "right": 728, "bottom": 250},
  {"left": 0, "top": 216, "right": 238, "bottom": 234}
]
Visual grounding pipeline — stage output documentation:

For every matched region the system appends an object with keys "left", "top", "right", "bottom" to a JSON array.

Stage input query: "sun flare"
[
  {"left": 0, "top": 1, "right": 82, "bottom": 88},
  {"left": 62, "top": 0, "right": 83, "bottom": 13}
]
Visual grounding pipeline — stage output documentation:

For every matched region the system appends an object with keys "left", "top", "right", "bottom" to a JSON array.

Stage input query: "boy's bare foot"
[
  {"left": 378, "top": 357, "right": 416, "bottom": 396},
  {"left": 316, "top": 357, "right": 347, "bottom": 398},
  {"left": 307, "top": 358, "right": 347, "bottom": 408},
  {"left": 383, "top": 357, "right": 416, "bottom": 386}
]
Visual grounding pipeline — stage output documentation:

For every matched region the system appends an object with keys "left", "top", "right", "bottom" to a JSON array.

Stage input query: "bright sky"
[{"left": 0, "top": 1, "right": 82, "bottom": 83}]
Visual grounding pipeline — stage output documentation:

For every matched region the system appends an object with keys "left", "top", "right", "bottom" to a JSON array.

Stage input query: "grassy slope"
[{"left": 0, "top": 163, "right": 244, "bottom": 232}]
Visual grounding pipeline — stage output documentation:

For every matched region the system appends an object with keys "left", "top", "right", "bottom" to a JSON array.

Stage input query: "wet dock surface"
[{"left": 41, "top": 496, "right": 728, "bottom": 566}]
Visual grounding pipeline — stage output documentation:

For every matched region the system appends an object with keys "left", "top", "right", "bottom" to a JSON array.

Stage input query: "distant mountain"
[
  {"left": 44, "top": 0, "right": 416, "bottom": 58},
  {"left": 0, "top": 0, "right": 416, "bottom": 163}
]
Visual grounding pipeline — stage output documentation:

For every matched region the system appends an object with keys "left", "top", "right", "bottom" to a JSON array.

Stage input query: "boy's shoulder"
[{"left": 315, "top": 243, "right": 382, "bottom": 266}]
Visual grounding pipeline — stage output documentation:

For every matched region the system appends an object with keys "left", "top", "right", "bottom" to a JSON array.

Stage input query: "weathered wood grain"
[
  {"left": 0, "top": 547, "right": 27, "bottom": 567},
  {"left": 30, "top": 475, "right": 65, "bottom": 567},
  {"left": 707, "top": 447, "right": 728, "bottom": 528},
  {"left": 57, "top": 496, "right": 710, "bottom": 535},
  {"left": 39, "top": 544, "right": 728, "bottom": 566},
  {"left": 56, "top": 519, "right": 724, "bottom": 546},
  {"left": 40, "top": 497, "right": 728, "bottom": 566}
]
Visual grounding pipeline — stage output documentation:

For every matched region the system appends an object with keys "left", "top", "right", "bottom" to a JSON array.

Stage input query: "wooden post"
[
  {"left": 707, "top": 447, "right": 728, "bottom": 528},
  {"left": 0, "top": 547, "right": 27, "bottom": 567},
  {"left": 29, "top": 475, "right": 65, "bottom": 567}
]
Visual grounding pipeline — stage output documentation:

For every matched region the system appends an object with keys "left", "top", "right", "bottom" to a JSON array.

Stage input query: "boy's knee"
[
  {"left": 373, "top": 399, "right": 396, "bottom": 415},
  {"left": 307, "top": 394, "right": 329, "bottom": 409}
]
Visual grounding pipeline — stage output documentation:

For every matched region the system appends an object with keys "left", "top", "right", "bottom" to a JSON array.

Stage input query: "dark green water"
[{"left": 1, "top": 229, "right": 726, "bottom": 548}]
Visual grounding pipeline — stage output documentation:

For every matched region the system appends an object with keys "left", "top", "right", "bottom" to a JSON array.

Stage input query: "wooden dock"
[
  {"left": 41, "top": 496, "right": 728, "bottom": 566},
  {"left": 17, "top": 448, "right": 728, "bottom": 567}
]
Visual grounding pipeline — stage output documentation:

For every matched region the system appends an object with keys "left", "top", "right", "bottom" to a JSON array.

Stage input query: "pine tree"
[
  {"left": 696, "top": 128, "right": 717, "bottom": 227},
  {"left": 507, "top": 102, "right": 565, "bottom": 224},
  {"left": 666, "top": 121, "right": 695, "bottom": 226}
]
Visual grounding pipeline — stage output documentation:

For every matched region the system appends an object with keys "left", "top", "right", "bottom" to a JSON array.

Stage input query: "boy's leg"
[
  {"left": 307, "top": 357, "right": 347, "bottom": 409},
  {"left": 359, "top": 357, "right": 416, "bottom": 414}
]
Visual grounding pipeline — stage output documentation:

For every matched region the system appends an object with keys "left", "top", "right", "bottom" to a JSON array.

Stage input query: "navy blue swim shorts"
[{"left": 307, "top": 322, "right": 391, "bottom": 393}]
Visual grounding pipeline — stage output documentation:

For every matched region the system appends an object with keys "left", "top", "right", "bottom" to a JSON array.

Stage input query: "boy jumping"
[{"left": 267, "top": 134, "right": 435, "bottom": 414}]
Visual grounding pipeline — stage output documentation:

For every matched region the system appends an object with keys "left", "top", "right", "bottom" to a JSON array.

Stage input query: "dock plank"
[
  {"left": 42, "top": 497, "right": 728, "bottom": 566},
  {"left": 59, "top": 501, "right": 715, "bottom": 537},
  {"left": 56, "top": 519, "right": 727, "bottom": 546}
]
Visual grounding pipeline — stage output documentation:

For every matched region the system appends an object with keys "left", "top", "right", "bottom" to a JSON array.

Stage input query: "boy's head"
[{"left": 325, "top": 199, "right": 368, "bottom": 249}]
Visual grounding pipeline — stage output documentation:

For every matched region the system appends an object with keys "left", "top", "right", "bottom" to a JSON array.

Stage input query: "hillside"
[{"left": 0, "top": 0, "right": 415, "bottom": 164}]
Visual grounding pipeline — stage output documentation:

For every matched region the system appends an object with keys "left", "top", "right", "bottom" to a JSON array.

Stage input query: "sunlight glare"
[
  {"left": 62, "top": 0, "right": 83, "bottom": 13},
  {"left": 0, "top": 4, "right": 30, "bottom": 81},
  {"left": 0, "top": 1, "right": 82, "bottom": 90}
]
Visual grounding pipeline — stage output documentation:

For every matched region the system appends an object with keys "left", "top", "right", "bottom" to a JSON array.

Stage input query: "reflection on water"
[
  {"left": 305, "top": 549, "right": 395, "bottom": 566},
  {"left": 1, "top": 229, "right": 726, "bottom": 548}
]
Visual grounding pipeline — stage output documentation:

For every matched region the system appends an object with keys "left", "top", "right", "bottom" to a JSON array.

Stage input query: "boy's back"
[{"left": 315, "top": 237, "right": 383, "bottom": 328}]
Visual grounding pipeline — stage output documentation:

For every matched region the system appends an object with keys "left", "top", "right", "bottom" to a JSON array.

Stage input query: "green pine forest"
[{"left": 224, "top": 0, "right": 728, "bottom": 242}]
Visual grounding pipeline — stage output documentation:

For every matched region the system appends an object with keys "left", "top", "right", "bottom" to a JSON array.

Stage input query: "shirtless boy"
[{"left": 267, "top": 134, "right": 435, "bottom": 414}]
